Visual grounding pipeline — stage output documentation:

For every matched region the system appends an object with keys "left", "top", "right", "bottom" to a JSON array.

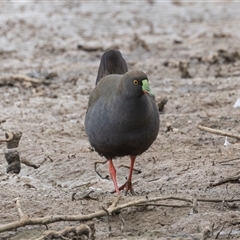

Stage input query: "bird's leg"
[
  {"left": 118, "top": 156, "right": 136, "bottom": 195},
  {"left": 108, "top": 159, "right": 120, "bottom": 194}
]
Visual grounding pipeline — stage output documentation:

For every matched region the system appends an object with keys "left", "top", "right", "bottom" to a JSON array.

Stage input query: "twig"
[
  {"left": 77, "top": 44, "right": 103, "bottom": 52},
  {"left": 94, "top": 160, "right": 109, "bottom": 179},
  {"left": 15, "top": 198, "right": 28, "bottom": 221},
  {"left": 36, "top": 224, "right": 94, "bottom": 240},
  {"left": 215, "top": 222, "right": 226, "bottom": 239},
  {"left": 143, "top": 203, "right": 191, "bottom": 208},
  {"left": 196, "top": 197, "right": 240, "bottom": 203},
  {"left": 209, "top": 172, "right": 240, "bottom": 187},
  {"left": 72, "top": 190, "right": 97, "bottom": 201},
  {"left": 21, "top": 157, "right": 40, "bottom": 169},
  {"left": 1, "top": 195, "right": 240, "bottom": 234},
  {"left": 198, "top": 125, "right": 240, "bottom": 140},
  {"left": 219, "top": 157, "right": 240, "bottom": 164},
  {"left": 108, "top": 194, "right": 121, "bottom": 212},
  {"left": 0, "top": 74, "right": 50, "bottom": 85},
  {"left": 0, "top": 195, "right": 186, "bottom": 233},
  {"left": 147, "top": 177, "right": 161, "bottom": 182},
  {"left": 220, "top": 163, "right": 234, "bottom": 166}
]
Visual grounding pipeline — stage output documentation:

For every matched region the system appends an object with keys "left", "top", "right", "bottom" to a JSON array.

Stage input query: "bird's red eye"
[{"left": 133, "top": 80, "right": 138, "bottom": 85}]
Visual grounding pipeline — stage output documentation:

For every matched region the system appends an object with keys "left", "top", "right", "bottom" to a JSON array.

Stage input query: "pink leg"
[
  {"left": 108, "top": 159, "right": 119, "bottom": 194},
  {"left": 118, "top": 156, "right": 136, "bottom": 195}
]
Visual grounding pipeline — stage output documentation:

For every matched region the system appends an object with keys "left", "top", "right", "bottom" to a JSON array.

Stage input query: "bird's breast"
[{"left": 85, "top": 93, "right": 159, "bottom": 158}]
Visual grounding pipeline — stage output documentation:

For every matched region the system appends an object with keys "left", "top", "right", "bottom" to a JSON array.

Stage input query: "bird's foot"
[
  {"left": 111, "top": 180, "right": 135, "bottom": 196},
  {"left": 119, "top": 180, "right": 135, "bottom": 196}
]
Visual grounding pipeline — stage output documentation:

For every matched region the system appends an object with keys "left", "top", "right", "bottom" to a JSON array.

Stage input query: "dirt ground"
[{"left": 1, "top": 1, "right": 240, "bottom": 239}]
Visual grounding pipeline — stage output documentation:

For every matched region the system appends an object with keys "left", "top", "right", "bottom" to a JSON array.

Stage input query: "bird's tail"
[{"left": 95, "top": 49, "right": 128, "bottom": 85}]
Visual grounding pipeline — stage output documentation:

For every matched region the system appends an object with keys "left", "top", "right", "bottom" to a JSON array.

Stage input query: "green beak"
[{"left": 142, "top": 79, "right": 154, "bottom": 96}]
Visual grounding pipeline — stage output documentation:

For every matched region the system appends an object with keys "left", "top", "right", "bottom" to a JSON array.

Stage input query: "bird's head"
[{"left": 121, "top": 70, "right": 154, "bottom": 98}]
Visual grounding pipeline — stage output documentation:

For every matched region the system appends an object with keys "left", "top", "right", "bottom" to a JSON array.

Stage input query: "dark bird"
[{"left": 85, "top": 50, "right": 159, "bottom": 195}]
